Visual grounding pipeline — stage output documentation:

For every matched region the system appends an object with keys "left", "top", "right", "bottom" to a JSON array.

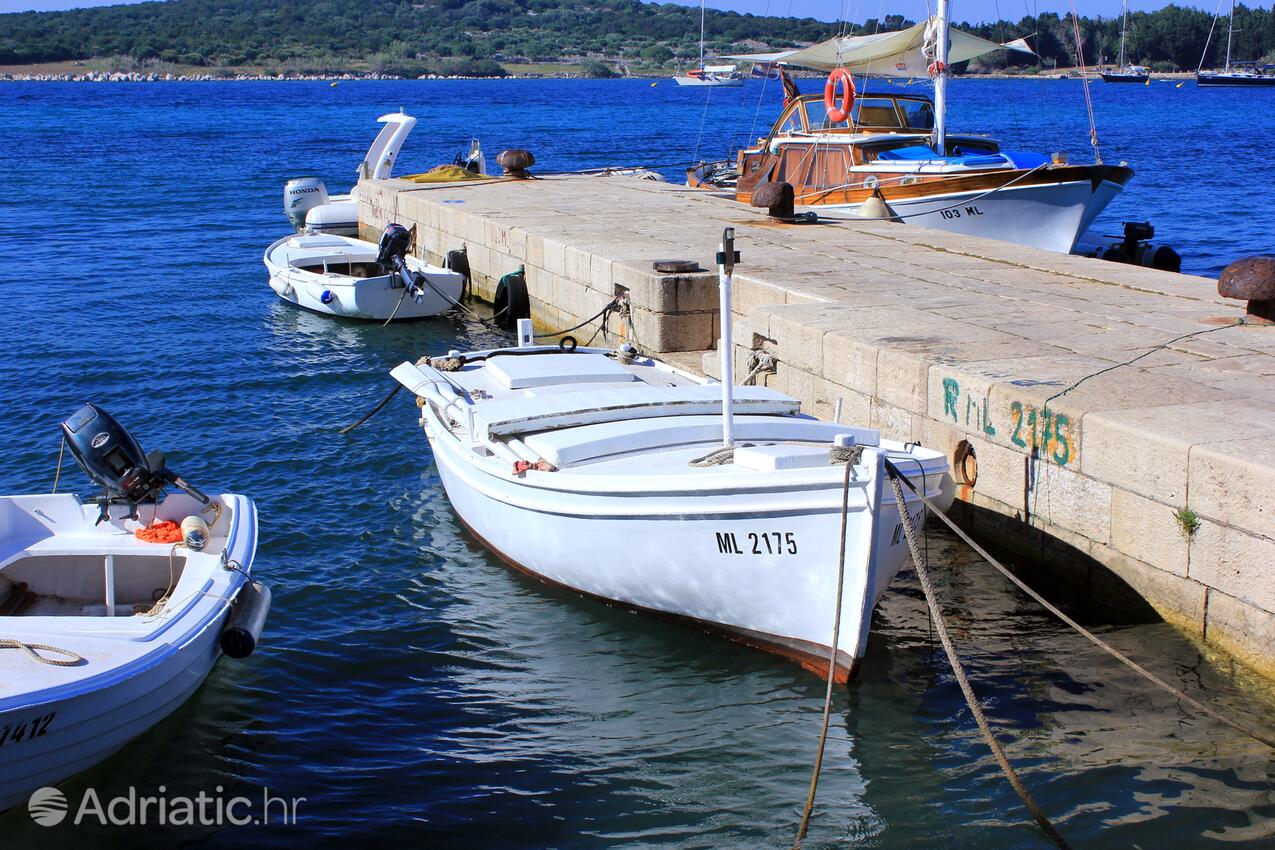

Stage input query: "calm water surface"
[{"left": 0, "top": 79, "right": 1272, "bottom": 848}]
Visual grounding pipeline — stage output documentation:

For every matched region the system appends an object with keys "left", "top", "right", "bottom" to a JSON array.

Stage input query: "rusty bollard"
[
  {"left": 496, "top": 149, "right": 536, "bottom": 179},
  {"left": 1218, "top": 257, "right": 1275, "bottom": 323},
  {"left": 750, "top": 181, "right": 795, "bottom": 219}
]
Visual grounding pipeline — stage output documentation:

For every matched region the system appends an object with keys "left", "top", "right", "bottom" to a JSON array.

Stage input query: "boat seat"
[
  {"left": 521, "top": 414, "right": 867, "bottom": 467},
  {"left": 474, "top": 384, "right": 801, "bottom": 440}
]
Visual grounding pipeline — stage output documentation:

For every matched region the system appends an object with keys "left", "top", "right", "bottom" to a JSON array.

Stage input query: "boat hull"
[
  {"left": 264, "top": 235, "right": 464, "bottom": 321},
  {"left": 424, "top": 414, "right": 935, "bottom": 681},
  {"left": 0, "top": 495, "right": 258, "bottom": 812},
  {"left": 1100, "top": 73, "right": 1149, "bottom": 83},
  {"left": 799, "top": 173, "right": 1129, "bottom": 254},
  {"left": 673, "top": 76, "right": 744, "bottom": 87},
  {"left": 1197, "top": 73, "right": 1275, "bottom": 87}
]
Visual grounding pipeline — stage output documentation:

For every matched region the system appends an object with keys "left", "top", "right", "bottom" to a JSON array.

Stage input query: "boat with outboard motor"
[
  {"left": 282, "top": 112, "right": 487, "bottom": 236},
  {"left": 713, "top": 5, "right": 1132, "bottom": 253},
  {"left": 264, "top": 224, "right": 465, "bottom": 321},
  {"left": 0, "top": 405, "right": 268, "bottom": 811},
  {"left": 388, "top": 229, "right": 951, "bottom": 680}
]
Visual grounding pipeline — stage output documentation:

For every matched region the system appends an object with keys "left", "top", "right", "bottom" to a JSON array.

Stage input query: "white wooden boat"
[
  {"left": 672, "top": 1, "right": 744, "bottom": 87},
  {"left": 0, "top": 405, "right": 268, "bottom": 811},
  {"left": 264, "top": 231, "right": 464, "bottom": 321},
  {"left": 390, "top": 231, "right": 951, "bottom": 680}
]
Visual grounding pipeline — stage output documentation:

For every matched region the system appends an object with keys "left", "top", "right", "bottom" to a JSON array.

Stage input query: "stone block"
[
  {"left": 870, "top": 399, "right": 914, "bottom": 443},
  {"left": 1204, "top": 589, "right": 1275, "bottom": 680},
  {"left": 822, "top": 330, "right": 878, "bottom": 397},
  {"left": 1188, "top": 438, "right": 1275, "bottom": 539},
  {"left": 809, "top": 377, "right": 873, "bottom": 426},
  {"left": 543, "top": 238, "right": 567, "bottom": 277},
  {"left": 766, "top": 311, "right": 827, "bottom": 375},
  {"left": 875, "top": 348, "right": 929, "bottom": 414},
  {"left": 1110, "top": 487, "right": 1189, "bottom": 577},
  {"left": 1189, "top": 518, "right": 1275, "bottom": 614},
  {"left": 1087, "top": 541, "right": 1207, "bottom": 628},
  {"left": 1034, "top": 464, "right": 1110, "bottom": 544}
]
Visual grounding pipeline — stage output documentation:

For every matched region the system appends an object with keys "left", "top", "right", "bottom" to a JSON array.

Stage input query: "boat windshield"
[{"left": 769, "top": 93, "right": 937, "bottom": 138}]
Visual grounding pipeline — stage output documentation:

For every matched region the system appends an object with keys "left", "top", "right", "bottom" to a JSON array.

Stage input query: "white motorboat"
[
  {"left": 389, "top": 230, "right": 951, "bottom": 680},
  {"left": 283, "top": 111, "right": 417, "bottom": 237},
  {"left": 264, "top": 225, "right": 465, "bottom": 321},
  {"left": 0, "top": 405, "right": 268, "bottom": 811}
]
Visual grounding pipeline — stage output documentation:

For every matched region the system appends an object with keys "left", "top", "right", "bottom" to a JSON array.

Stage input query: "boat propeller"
[
  {"left": 376, "top": 223, "right": 431, "bottom": 303},
  {"left": 60, "top": 403, "right": 209, "bottom": 524}
]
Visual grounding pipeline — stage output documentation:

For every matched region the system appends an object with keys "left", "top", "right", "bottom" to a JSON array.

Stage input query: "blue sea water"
[{"left": 0, "top": 78, "right": 1272, "bottom": 848}]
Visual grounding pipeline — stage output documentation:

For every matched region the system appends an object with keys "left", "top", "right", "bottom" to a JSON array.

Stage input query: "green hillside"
[{"left": 1, "top": 0, "right": 1273, "bottom": 76}]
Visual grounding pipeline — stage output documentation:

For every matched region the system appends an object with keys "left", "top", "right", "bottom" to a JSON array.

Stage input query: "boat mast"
[
  {"left": 1224, "top": 0, "right": 1234, "bottom": 72},
  {"left": 699, "top": 0, "right": 706, "bottom": 69},
  {"left": 1118, "top": 0, "right": 1128, "bottom": 67},
  {"left": 933, "top": 0, "right": 951, "bottom": 155}
]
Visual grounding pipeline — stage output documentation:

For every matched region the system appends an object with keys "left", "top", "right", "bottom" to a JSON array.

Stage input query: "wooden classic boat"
[
  {"left": 389, "top": 231, "right": 951, "bottom": 681},
  {"left": 708, "top": 2, "right": 1132, "bottom": 254},
  {"left": 0, "top": 405, "right": 268, "bottom": 810}
]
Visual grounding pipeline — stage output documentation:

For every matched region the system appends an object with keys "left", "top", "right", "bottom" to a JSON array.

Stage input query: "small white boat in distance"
[
  {"left": 0, "top": 404, "right": 268, "bottom": 811},
  {"left": 264, "top": 225, "right": 464, "bottom": 321},
  {"left": 674, "top": 64, "right": 745, "bottom": 86},
  {"left": 390, "top": 230, "right": 951, "bottom": 681}
]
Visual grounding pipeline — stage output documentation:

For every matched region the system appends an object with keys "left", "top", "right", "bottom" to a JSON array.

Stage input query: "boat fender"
[
  {"left": 181, "top": 515, "right": 210, "bottom": 551},
  {"left": 824, "top": 68, "right": 856, "bottom": 123},
  {"left": 445, "top": 247, "right": 472, "bottom": 301},
  {"left": 220, "top": 580, "right": 271, "bottom": 659},
  {"left": 559, "top": 336, "right": 577, "bottom": 352},
  {"left": 493, "top": 267, "right": 531, "bottom": 331},
  {"left": 321, "top": 290, "right": 335, "bottom": 305}
]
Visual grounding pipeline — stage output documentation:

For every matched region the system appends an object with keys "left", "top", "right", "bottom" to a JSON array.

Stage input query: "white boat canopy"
[{"left": 727, "top": 19, "right": 1033, "bottom": 77}]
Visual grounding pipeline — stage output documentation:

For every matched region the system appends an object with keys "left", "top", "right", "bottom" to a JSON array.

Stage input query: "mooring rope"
[
  {"left": 0, "top": 639, "right": 86, "bottom": 667},
  {"left": 339, "top": 384, "right": 403, "bottom": 435},
  {"left": 51, "top": 437, "right": 65, "bottom": 494},
  {"left": 884, "top": 459, "right": 1275, "bottom": 752},
  {"left": 792, "top": 456, "right": 855, "bottom": 848},
  {"left": 886, "top": 468, "right": 1072, "bottom": 849},
  {"left": 533, "top": 298, "right": 622, "bottom": 339}
]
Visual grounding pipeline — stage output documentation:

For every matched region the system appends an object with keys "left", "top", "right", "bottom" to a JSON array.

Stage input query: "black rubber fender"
[{"left": 493, "top": 268, "right": 531, "bottom": 331}]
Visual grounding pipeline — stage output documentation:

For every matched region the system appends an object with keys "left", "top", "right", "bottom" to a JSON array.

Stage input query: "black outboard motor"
[
  {"left": 376, "top": 222, "right": 433, "bottom": 303},
  {"left": 60, "top": 403, "right": 209, "bottom": 524}
]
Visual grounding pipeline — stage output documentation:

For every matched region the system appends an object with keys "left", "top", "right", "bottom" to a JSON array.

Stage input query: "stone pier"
[{"left": 360, "top": 173, "right": 1275, "bottom": 679}]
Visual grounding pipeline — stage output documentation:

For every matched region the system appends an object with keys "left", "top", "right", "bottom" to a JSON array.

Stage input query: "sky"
[{"left": 0, "top": 0, "right": 1229, "bottom": 22}]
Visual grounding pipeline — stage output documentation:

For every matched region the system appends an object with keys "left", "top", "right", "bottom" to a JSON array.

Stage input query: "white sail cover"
[{"left": 729, "top": 20, "right": 1034, "bottom": 77}]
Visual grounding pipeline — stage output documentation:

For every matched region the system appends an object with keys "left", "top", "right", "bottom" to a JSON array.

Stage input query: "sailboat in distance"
[
  {"left": 1197, "top": 0, "right": 1275, "bottom": 87},
  {"left": 673, "top": 0, "right": 745, "bottom": 86},
  {"left": 1100, "top": 0, "right": 1150, "bottom": 83}
]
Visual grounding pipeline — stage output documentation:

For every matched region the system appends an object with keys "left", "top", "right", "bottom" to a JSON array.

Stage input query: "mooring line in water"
[
  {"left": 884, "top": 459, "right": 1275, "bottom": 752},
  {"left": 886, "top": 468, "right": 1073, "bottom": 850},
  {"left": 792, "top": 458, "right": 854, "bottom": 849},
  {"left": 339, "top": 384, "right": 402, "bottom": 435}
]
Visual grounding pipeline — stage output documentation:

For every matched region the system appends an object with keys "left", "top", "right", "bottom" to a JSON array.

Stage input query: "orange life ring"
[{"left": 823, "top": 68, "right": 856, "bottom": 123}]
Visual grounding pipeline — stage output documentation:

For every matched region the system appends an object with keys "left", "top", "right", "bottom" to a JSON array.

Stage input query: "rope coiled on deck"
[{"left": 0, "top": 639, "right": 86, "bottom": 667}]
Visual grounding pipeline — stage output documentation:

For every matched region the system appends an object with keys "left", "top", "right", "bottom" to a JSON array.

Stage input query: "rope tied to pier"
[
  {"left": 828, "top": 444, "right": 863, "bottom": 466},
  {"left": 0, "top": 639, "right": 86, "bottom": 667},
  {"left": 742, "top": 350, "right": 778, "bottom": 386},
  {"left": 689, "top": 446, "right": 738, "bottom": 467},
  {"left": 885, "top": 466, "right": 1072, "bottom": 849},
  {"left": 533, "top": 296, "right": 625, "bottom": 341},
  {"left": 884, "top": 458, "right": 1275, "bottom": 752},
  {"left": 792, "top": 457, "right": 855, "bottom": 848}
]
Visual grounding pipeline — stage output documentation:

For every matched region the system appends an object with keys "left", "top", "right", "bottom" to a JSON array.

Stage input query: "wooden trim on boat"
[
  {"left": 738, "top": 164, "right": 1134, "bottom": 208},
  {"left": 452, "top": 513, "right": 860, "bottom": 683}
]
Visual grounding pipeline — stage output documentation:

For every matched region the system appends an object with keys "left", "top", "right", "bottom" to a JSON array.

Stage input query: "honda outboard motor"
[
  {"left": 60, "top": 403, "right": 209, "bottom": 523},
  {"left": 283, "top": 177, "right": 329, "bottom": 231}
]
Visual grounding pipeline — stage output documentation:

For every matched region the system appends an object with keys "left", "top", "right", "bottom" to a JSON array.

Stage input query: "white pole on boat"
[
  {"left": 1118, "top": 0, "right": 1128, "bottom": 68},
  {"left": 717, "top": 227, "right": 737, "bottom": 448},
  {"left": 932, "top": 0, "right": 951, "bottom": 155},
  {"left": 104, "top": 554, "right": 116, "bottom": 617},
  {"left": 1224, "top": 0, "right": 1235, "bottom": 73}
]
